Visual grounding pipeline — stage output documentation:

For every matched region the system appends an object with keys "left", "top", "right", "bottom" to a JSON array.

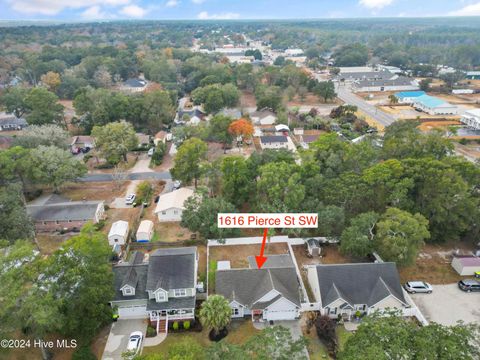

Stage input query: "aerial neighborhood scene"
[{"left": 2, "top": 0, "right": 480, "bottom": 359}]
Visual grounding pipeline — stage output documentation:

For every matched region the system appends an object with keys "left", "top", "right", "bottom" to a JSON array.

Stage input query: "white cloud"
[
  {"left": 192, "top": 0, "right": 206, "bottom": 4},
  {"left": 449, "top": 2, "right": 480, "bottom": 16},
  {"left": 197, "top": 11, "right": 240, "bottom": 20},
  {"left": 166, "top": 0, "right": 180, "bottom": 7},
  {"left": 359, "top": 0, "right": 394, "bottom": 9},
  {"left": 6, "top": 0, "right": 130, "bottom": 16},
  {"left": 119, "top": 4, "right": 147, "bottom": 17},
  {"left": 81, "top": 5, "right": 108, "bottom": 19}
]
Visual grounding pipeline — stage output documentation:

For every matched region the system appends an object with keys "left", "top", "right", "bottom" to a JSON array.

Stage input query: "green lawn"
[{"left": 142, "top": 320, "right": 259, "bottom": 355}]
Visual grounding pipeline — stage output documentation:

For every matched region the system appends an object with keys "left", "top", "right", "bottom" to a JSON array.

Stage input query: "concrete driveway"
[
  {"left": 411, "top": 284, "right": 480, "bottom": 326},
  {"left": 102, "top": 319, "right": 147, "bottom": 360}
]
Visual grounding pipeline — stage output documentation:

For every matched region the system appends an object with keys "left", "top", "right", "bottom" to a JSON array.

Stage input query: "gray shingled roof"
[
  {"left": 314, "top": 263, "right": 407, "bottom": 307},
  {"left": 124, "top": 78, "right": 146, "bottom": 87},
  {"left": 147, "top": 297, "right": 196, "bottom": 311},
  {"left": 216, "top": 267, "right": 301, "bottom": 308},
  {"left": 112, "top": 264, "right": 148, "bottom": 301},
  {"left": 247, "top": 254, "right": 294, "bottom": 269},
  {"left": 356, "top": 76, "right": 415, "bottom": 88},
  {"left": 130, "top": 251, "right": 145, "bottom": 265},
  {"left": 260, "top": 135, "right": 288, "bottom": 144},
  {"left": 146, "top": 247, "right": 197, "bottom": 292},
  {"left": 27, "top": 201, "right": 102, "bottom": 222},
  {"left": 121, "top": 267, "right": 139, "bottom": 288},
  {"left": 0, "top": 115, "right": 27, "bottom": 126},
  {"left": 338, "top": 70, "right": 395, "bottom": 81}
]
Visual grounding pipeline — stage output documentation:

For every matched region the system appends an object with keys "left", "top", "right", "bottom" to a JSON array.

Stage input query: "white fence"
[
  {"left": 402, "top": 291, "right": 429, "bottom": 326},
  {"left": 207, "top": 235, "right": 323, "bottom": 247}
]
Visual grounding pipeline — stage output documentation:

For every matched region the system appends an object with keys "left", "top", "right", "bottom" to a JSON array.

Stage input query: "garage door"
[
  {"left": 118, "top": 305, "right": 148, "bottom": 319},
  {"left": 264, "top": 309, "right": 297, "bottom": 321}
]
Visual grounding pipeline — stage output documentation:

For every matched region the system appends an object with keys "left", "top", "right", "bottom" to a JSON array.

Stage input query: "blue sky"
[{"left": 1, "top": 0, "right": 480, "bottom": 21}]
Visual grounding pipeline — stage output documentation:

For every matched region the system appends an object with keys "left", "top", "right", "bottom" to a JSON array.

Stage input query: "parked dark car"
[
  {"left": 458, "top": 279, "right": 480, "bottom": 292},
  {"left": 154, "top": 195, "right": 160, "bottom": 203}
]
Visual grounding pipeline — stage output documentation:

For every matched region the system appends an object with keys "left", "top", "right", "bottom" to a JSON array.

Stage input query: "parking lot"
[
  {"left": 411, "top": 284, "right": 480, "bottom": 326},
  {"left": 102, "top": 319, "right": 147, "bottom": 360}
]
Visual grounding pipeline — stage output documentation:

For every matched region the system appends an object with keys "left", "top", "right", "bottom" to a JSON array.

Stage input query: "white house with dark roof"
[
  {"left": 215, "top": 254, "right": 302, "bottom": 322},
  {"left": 0, "top": 113, "right": 28, "bottom": 131},
  {"left": 260, "top": 135, "right": 289, "bottom": 150},
  {"left": 111, "top": 247, "right": 198, "bottom": 333},
  {"left": 307, "top": 263, "right": 409, "bottom": 321},
  {"left": 120, "top": 78, "right": 147, "bottom": 93}
]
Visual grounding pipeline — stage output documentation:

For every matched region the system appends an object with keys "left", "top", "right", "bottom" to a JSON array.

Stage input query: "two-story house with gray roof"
[
  {"left": 307, "top": 263, "right": 409, "bottom": 321},
  {"left": 111, "top": 247, "right": 198, "bottom": 333},
  {"left": 215, "top": 254, "right": 302, "bottom": 322}
]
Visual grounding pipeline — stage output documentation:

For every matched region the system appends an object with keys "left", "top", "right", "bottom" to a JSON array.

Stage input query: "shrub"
[
  {"left": 72, "top": 346, "right": 96, "bottom": 360},
  {"left": 173, "top": 321, "right": 179, "bottom": 331},
  {"left": 146, "top": 326, "right": 157, "bottom": 337},
  {"left": 151, "top": 142, "right": 166, "bottom": 166},
  {"left": 136, "top": 181, "right": 153, "bottom": 204},
  {"left": 93, "top": 220, "right": 106, "bottom": 231},
  {"left": 315, "top": 315, "right": 338, "bottom": 356},
  {"left": 459, "top": 138, "right": 468, "bottom": 145},
  {"left": 183, "top": 321, "right": 191, "bottom": 330}
]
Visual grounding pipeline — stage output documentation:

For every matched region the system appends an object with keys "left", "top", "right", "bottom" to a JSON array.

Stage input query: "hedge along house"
[{"left": 111, "top": 247, "right": 199, "bottom": 334}]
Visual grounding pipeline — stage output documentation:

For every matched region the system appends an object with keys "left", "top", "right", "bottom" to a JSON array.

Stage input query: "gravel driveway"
[{"left": 411, "top": 283, "right": 480, "bottom": 326}]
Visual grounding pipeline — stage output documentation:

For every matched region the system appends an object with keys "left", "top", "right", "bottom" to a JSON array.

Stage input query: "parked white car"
[
  {"left": 125, "top": 194, "right": 136, "bottom": 205},
  {"left": 126, "top": 331, "right": 143, "bottom": 356},
  {"left": 404, "top": 281, "right": 433, "bottom": 294}
]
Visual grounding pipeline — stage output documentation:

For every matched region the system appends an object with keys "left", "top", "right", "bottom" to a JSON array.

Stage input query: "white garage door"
[
  {"left": 118, "top": 305, "right": 148, "bottom": 319},
  {"left": 264, "top": 309, "right": 297, "bottom": 321}
]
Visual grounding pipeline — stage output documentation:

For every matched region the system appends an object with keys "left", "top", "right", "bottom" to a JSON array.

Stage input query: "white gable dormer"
[
  {"left": 120, "top": 284, "right": 135, "bottom": 297},
  {"left": 153, "top": 288, "right": 168, "bottom": 303},
  {"left": 257, "top": 289, "right": 281, "bottom": 303}
]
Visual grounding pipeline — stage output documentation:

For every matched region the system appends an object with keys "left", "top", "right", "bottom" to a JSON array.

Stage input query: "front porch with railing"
[{"left": 149, "top": 309, "right": 195, "bottom": 334}]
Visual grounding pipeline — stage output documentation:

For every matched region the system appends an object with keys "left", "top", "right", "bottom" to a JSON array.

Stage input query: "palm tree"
[{"left": 199, "top": 295, "right": 232, "bottom": 338}]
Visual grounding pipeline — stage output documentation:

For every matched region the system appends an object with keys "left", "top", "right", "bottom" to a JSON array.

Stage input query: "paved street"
[
  {"left": 411, "top": 284, "right": 480, "bottom": 326},
  {"left": 78, "top": 171, "right": 172, "bottom": 182},
  {"left": 335, "top": 84, "right": 397, "bottom": 127}
]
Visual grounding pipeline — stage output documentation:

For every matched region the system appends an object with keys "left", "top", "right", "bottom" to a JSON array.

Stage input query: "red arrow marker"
[{"left": 255, "top": 228, "right": 269, "bottom": 269}]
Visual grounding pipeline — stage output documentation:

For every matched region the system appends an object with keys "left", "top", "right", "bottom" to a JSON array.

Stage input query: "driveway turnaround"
[
  {"left": 102, "top": 319, "right": 147, "bottom": 360},
  {"left": 411, "top": 284, "right": 480, "bottom": 326}
]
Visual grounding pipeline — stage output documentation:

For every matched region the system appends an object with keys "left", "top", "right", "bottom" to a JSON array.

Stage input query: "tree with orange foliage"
[
  {"left": 228, "top": 118, "right": 254, "bottom": 151},
  {"left": 40, "top": 71, "right": 61, "bottom": 92}
]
